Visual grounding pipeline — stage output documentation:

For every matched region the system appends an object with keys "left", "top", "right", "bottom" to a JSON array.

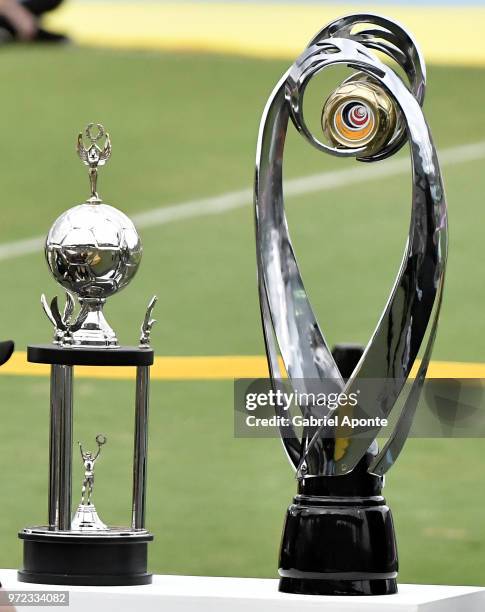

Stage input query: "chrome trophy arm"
[
  {"left": 255, "top": 15, "right": 447, "bottom": 480},
  {"left": 255, "top": 72, "right": 345, "bottom": 471},
  {"left": 297, "top": 59, "right": 447, "bottom": 476}
]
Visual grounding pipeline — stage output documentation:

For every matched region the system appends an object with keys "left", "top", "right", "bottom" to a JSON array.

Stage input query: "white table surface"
[{"left": 1, "top": 570, "right": 485, "bottom": 611}]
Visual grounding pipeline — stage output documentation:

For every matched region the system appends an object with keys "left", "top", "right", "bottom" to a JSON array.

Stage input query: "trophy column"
[
  {"left": 132, "top": 365, "right": 150, "bottom": 530},
  {"left": 48, "top": 364, "right": 73, "bottom": 531}
]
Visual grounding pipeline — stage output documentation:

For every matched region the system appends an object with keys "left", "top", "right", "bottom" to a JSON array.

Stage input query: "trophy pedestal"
[
  {"left": 278, "top": 457, "right": 398, "bottom": 597},
  {"left": 71, "top": 503, "right": 107, "bottom": 531},
  {"left": 278, "top": 494, "right": 397, "bottom": 596},
  {"left": 18, "top": 528, "right": 153, "bottom": 586}
]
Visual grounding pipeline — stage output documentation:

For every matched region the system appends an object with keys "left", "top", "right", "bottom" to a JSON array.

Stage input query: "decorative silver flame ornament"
[
  {"left": 254, "top": 14, "right": 447, "bottom": 596},
  {"left": 139, "top": 296, "right": 158, "bottom": 348},
  {"left": 44, "top": 123, "right": 142, "bottom": 348},
  {"left": 19, "top": 124, "right": 157, "bottom": 587}
]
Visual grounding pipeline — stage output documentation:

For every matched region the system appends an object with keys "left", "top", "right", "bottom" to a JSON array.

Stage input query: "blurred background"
[{"left": 0, "top": 0, "right": 484, "bottom": 587}]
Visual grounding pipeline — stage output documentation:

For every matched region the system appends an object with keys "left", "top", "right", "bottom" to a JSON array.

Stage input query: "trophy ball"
[
  {"left": 45, "top": 202, "right": 142, "bottom": 300},
  {"left": 321, "top": 80, "right": 397, "bottom": 156}
]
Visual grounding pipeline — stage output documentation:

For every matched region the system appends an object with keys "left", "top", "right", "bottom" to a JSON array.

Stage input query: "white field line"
[{"left": 1, "top": 140, "right": 484, "bottom": 262}]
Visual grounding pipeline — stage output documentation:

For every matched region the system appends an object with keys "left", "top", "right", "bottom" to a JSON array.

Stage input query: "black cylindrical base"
[
  {"left": 278, "top": 492, "right": 398, "bottom": 596},
  {"left": 18, "top": 531, "right": 153, "bottom": 586}
]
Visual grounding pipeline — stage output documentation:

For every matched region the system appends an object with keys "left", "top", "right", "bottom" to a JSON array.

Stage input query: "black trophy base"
[
  {"left": 278, "top": 490, "right": 398, "bottom": 596},
  {"left": 279, "top": 577, "right": 397, "bottom": 596},
  {"left": 18, "top": 529, "right": 153, "bottom": 586}
]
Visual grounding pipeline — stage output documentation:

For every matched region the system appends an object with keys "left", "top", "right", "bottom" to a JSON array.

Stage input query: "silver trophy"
[
  {"left": 18, "top": 124, "right": 157, "bottom": 587},
  {"left": 254, "top": 15, "right": 447, "bottom": 595}
]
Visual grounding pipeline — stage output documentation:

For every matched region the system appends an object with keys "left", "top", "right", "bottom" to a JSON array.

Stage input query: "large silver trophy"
[
  {"left": 18, "top": 124, "right": 157, "bottom": 586},
  {"left": 254, "top": 15, "right": 447, "bottom": 595}
]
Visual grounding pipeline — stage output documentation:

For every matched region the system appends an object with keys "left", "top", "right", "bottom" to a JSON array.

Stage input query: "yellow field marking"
[
  {"left": 45, "top": 3, "right": 485, "bottom": 67},
  {"left": 419, "top": 360, "right": 485, "bottom": 379},
  {"left": 1, "top": 352, "right": 484, "bottom": 381}
]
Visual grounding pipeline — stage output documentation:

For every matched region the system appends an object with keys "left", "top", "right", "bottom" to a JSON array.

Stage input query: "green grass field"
[{"left": 0, "top": 45, "right": 483, "bottom": 585}]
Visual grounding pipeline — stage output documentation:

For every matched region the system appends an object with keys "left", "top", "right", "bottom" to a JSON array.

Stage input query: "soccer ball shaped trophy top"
[
  {"left": 44, "top": 123, "right": 142, "bottom": 348},
  {"left": 254, "top": 15, "right": 447, "bottom": 596},
  {"left": 18, "top": 124, "right": 157, "bottom": 586}
]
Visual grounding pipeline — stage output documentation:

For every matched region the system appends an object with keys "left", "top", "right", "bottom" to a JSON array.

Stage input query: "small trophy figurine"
[
  {"left": 71, "top": 434, "right": 108, "bottom": 531},
  {"left": 19, "top": 124, "right": 157, "bottom": 587}
]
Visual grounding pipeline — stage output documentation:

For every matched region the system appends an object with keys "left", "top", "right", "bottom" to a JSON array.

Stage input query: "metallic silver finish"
[
  {"left": 72, "top": 433, "right": 108, "bottom": 531},
  {"left": 71, "top": 504, "right": 107, "bottom": 531},
  {"left": 23, "top": 526, "right": 151, "bottom": 538},
  {"left": 254, "top": 14, "right": 447, "bottom": 478},
  {"left": 132, "top": 366, "right": 150, "bottom": 530},
  {"left": 72, "top": 432, "right": 108, "bottom": 531},
  {"left": 47, "top": 365, "right": 74, "bottom": 531},
  {"left": 48, "top": 366, "right": 60, "bottom": 529},
  {"left": 41, "top": 292, "right": 88, "bottom": 346},
  {"left": 139, "top": 296, "right": 158, "bottom": 348},
  {"left": 301, "top": 12, "right": 426, "bottom": 163},
  {"left": 44, "top": 124, "right": 143, "bottom": 348},
  {"left": 45, "top": 204, "right": 142, "bottom": 301},
  {"left": 78, "top": 435, "right": 106, "bottom": 506},
  {"left": 31, "top": 124, "right": 155, "bottom": 557},
  {"left": 77, "top": 122, "right": 112, "bottom": 203},
  {"left": 45, "top": 204, "right": 142, "bottom": 347}
]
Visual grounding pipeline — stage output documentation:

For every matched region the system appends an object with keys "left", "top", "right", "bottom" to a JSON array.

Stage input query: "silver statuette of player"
[{"left": 71, "top": 434, "right": 108, "bottom": 531}]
